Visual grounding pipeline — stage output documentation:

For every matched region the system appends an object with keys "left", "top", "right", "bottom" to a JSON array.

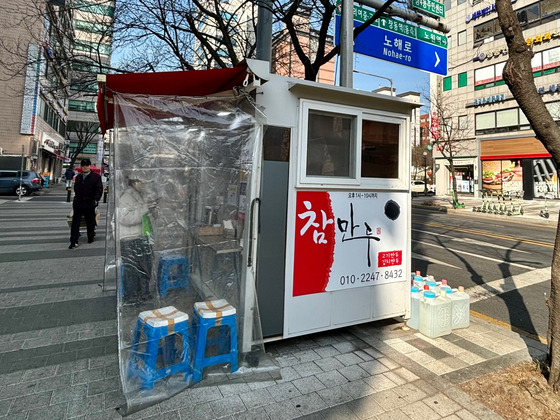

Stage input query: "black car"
[{"left": 0, "top": 170, "right": 43, "bottom": 196}]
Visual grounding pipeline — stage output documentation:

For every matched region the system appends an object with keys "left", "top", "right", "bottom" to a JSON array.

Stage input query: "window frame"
[
  {"left": 457, "top": 29, "right": 467, "bottom": 46},
  {"left": 458, "top": 72, "right": 468, "bottom": 88},
  {"left": 297, "top": 99, "right": 408, "bottom": 190}
]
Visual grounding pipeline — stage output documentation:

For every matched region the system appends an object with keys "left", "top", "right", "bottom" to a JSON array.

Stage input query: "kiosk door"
[{"left": 256, "top": 127, "right": 290, "bottom": 338}]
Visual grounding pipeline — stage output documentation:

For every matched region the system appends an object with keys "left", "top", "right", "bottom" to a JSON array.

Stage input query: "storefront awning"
[{"left": 97, "top": 62, "right": 249, "bottom": 135}]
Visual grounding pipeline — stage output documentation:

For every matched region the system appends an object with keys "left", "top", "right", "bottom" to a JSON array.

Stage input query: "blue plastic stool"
[
  {"left": 192, "top": 299, "right": 238, "bottom": 382},
  {"left": 157, "top": 255, "right": 188, "bottom": 298},
  {"left": 127, "top": 306, "right": 190, "bottom": 388}
]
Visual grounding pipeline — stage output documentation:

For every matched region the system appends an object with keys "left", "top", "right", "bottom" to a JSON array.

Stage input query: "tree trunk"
[{"left": 496, "top": 0, "right": 560, "bottom": 390}]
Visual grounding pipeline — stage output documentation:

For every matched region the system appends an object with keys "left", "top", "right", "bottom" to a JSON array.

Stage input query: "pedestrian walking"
[
  {"left": 69, "top": 159, "right": 103, "bottom": 249},
  {"left": 65, "top": 166, "right": 75, "bottom": 188}
]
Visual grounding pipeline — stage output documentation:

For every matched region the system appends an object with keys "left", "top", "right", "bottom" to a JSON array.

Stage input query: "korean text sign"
[{"left": 293, "top": 191, "right": 407, "bottom": 296}]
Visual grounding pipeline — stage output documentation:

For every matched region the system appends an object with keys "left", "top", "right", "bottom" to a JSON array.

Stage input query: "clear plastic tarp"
[{"left": 104, "top": 92, "right": 279, "bottom": 414}]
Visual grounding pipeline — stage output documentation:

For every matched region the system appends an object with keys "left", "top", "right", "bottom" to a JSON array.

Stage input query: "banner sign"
[{"left": 293, "top": 191, "right": 407, "bottom": 296}]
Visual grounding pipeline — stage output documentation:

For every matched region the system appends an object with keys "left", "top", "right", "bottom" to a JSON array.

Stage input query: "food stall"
[{"left": 97, "top": 59, "right": 420, "bottom": 413}]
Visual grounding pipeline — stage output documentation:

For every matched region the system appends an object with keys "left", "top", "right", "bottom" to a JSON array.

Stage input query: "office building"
[{"left": 434, "top": 0, "right": 560, "bottom": 198}]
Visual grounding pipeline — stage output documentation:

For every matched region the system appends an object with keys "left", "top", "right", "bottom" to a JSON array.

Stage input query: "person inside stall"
[{"left": 118, "top": 172, "right": 156, "bottom": 304}]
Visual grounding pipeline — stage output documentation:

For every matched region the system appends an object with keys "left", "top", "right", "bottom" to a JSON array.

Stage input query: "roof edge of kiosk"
[
  {"left": 245, "top": 59, "right": 423, "bottom": 111},
  {"left": 97, "top": 61, "right": 249, "bottom": 134}
]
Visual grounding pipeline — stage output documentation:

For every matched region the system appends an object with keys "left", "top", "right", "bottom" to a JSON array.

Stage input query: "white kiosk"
[{"left": 245, "top": 59, "right": 420, "bottom": 340}]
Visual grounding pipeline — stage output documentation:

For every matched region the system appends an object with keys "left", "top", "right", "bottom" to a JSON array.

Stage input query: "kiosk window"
[
  {"left": 361, "top": 120, "right": 399, "bottom": 178},
  {"left": 306, "top": 111, "right": 354, "bottom": 177}
]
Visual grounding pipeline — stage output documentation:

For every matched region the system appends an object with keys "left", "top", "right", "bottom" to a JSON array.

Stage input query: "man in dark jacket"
[{"left": 69, "top": 159, "right": 103, "bottom": 249}]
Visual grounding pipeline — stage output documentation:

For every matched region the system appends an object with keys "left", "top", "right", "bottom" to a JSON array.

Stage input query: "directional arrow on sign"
[{"left": 435, "top": 52, "right": 440, "bottom": 68}]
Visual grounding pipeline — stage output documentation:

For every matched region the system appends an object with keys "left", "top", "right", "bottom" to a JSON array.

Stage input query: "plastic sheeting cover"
[{"left": 105, "top": 92, "right": 279, "bottom": 414}]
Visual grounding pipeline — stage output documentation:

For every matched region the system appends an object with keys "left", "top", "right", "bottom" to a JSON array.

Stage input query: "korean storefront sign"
[
  {"left": 293, "top": 191, "right": 407, "bottom": 297},
  {"left": 473, "top": 93, "right": 506, "bottom": 107}
]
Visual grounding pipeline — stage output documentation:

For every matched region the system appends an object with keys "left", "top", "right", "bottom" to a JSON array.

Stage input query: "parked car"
[
  {"left": 411, "top": 180, "right": 435, "bottom": 196},
  {"left": 0, "top": 170, "right": 43, "bottom": 196}
]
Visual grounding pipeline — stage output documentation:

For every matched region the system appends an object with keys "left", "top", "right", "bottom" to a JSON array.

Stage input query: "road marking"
[
  {"left": 418, "top": 221, "right": 554, "bottom": 248},
  {"left": 411, "top": 252, "right": 462, "bottom": 269},
  {"left": 464, "top": 267, "right": 550, "bottom": 303},
  {"left": 413, "top": 240, "right": 536, "bottom": 270},
  {"left": 412, "top": 228, "right": 530, "bottom": 253}
]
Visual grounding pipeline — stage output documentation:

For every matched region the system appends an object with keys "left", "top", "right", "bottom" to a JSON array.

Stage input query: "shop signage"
[
  {"left": 293, "top": 191, "right": 407, "bottom": 296},
  {"left": 410, "top": 0, "right": 445, "bottom": 19},
  {"left": 476, "top": 46, "right": 508, "bottom": 62},
  {"left": 465, "top": 0, "right": 516, "bottom": 24},
  {"left": 474, "top": 93, "right": 506, "bottom": 106},
  {"left": 41, "top": 135, "right": 60, "bottom": 154},
  {"left": 537, "top": 84, "right": 560, "bottom": 95},
  {"left": 527, "top": 30, "right": 560, "bottom": 46},
  {"left": 20, "top": 44, "right": 41, "bottom": 135},
  {"left": 453, "top": 160, "right": 472, "bottom": 166}
]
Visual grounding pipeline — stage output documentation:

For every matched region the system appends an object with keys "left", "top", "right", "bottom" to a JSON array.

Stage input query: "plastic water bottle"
[
  {"left": 419, "top": 291, "right": 452, "bottom": 338},
  {"left": 448, "top": 286, "right": 470, "bottom": 329},
  {"left": 440, "top": 285, "right": 452, "bottom": 294},
  {"left": 413, "top": 275, "right": 425, "bottom": 288},
  {"left": 408, "top": 286, "right": 422, "bottom": 330},
  {"left": 425, "top": 280, "right": 437, "bottom": 292}
]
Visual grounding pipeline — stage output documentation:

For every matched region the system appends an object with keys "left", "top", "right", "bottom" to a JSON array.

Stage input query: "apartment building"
[
  {"left": 271, "top": 8, "right": 336, "bottom": 85},
  {"left": 66, "top": 0, "right": 114, "bottom": 169},
  {"left": 0, "top": 0, "right": 72, "bottom": 178},
  {"left": 434, "top": 0, "right": 560, "bottom": 199}
]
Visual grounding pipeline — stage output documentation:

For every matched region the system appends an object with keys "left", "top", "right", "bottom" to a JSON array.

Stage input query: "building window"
[
  {"left": 457, "top": 0, "right": 466, "bottom": 4},
  {"left": 75, "top": 0, "right": 115, "bottom": 17},
  {"left": 444, "top": 0, "right": 452, "bottom": 10},
  {"left": 542, "top": 0, "right": 560, "bottom": 20},
  {"left": 69, "top": 100, "right": 97, "bottom": 113},
  {"left": 74, "top": 40, "right": 112, "bottom": 56},
  {"left": 458, "top": 30, "right": 467, "bottom": 46},
  {"left": 475, "top": 112, "right": 495, "bottom": 133},
  {"left": 475, "top": 102, "right": 560, "bottom": 135},
  {"left": 458, "top": 115, "right": 468, "bottom": 130},
  {"left": 496, "top": 109, "right": 519, "bottom": 132},
  {"left": 458, "top": 72, "right": 468, "bottom": 88},
  {"left": 443, "top": 76, "right": 452, "bottom": 91}
]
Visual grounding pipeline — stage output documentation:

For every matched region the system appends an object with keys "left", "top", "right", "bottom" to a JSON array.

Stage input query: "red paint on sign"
[{"left": 293, "top": 191, "right": 335, "bottom": 296}]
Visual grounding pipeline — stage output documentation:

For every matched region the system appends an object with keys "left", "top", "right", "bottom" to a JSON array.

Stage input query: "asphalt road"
[{"left": 412, "top": 207, "right": 554, "bottom": 343}]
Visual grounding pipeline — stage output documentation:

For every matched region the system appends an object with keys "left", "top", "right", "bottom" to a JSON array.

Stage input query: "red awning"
[{"left": 97, "top": 62, "right": 249, "bottom": 135}]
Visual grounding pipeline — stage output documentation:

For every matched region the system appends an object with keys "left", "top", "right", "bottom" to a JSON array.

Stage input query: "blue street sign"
[{"left": 335, "top": 17, "right": 448, "bottom": 76}]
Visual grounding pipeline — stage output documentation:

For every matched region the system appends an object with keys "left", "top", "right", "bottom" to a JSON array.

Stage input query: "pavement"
[{"left": 0, "top": 183, "right": 553, "bottom": 420}]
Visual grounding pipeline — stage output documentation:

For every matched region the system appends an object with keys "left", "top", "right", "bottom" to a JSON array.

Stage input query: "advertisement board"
[{"left": 293, "top": 191, "right": 407, "bottom": 297}]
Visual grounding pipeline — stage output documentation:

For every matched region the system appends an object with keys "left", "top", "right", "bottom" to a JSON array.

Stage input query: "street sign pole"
[{"left": 340, "top": 0, "right": 354, "bottom": 88}]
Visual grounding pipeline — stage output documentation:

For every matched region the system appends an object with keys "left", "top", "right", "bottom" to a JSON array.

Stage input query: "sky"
[{"left": 334, "top": 54, "right": 432, "bottom": 110}]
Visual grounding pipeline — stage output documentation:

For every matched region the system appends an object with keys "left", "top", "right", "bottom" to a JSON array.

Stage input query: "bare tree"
[
  {"left": 271, "top": 0, "right": 403, "bottom": 81},
  {"left": 495, "top": 0, "right": 560, "bottom": 391},
  {"left": 113, "top": 0, "right": 258, "bottom": 72},
  {"left": 65, "top": 121, "right": 100, "bottom": 168},
  {"left": 427, "top": 89, "right": 473, "bottom": 208}
]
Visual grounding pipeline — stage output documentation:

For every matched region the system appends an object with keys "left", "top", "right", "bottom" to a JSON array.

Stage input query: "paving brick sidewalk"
[{"left": 0, "top": 184, "right": 548, "bottom": 419}]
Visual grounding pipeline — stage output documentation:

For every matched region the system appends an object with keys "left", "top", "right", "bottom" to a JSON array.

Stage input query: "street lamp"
[{"left": 423, "top": 151, "right": 428, "bottom": 194}]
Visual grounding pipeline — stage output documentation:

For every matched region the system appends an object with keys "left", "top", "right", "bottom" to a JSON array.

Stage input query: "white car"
[{"left": 411, "top": 180, "right": 435, "bottom": 195}]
